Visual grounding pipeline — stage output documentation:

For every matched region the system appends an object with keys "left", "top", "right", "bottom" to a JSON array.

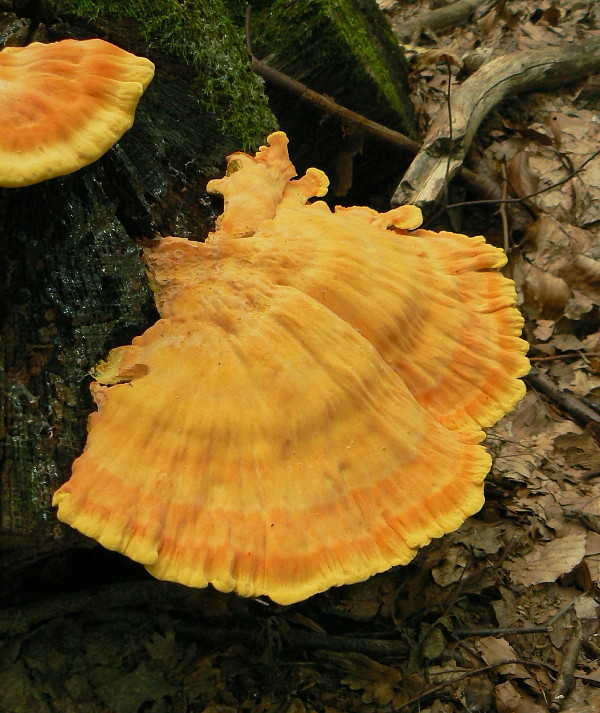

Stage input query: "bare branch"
[{"left": 392, "top": 38, "right": 600, "bottom": 211}]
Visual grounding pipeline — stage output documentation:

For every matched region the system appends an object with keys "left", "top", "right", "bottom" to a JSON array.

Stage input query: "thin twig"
[
  {"left": 530, "top": 352, "right": 600, "bottom": 362},
  {"left": 547, "top": 595, "right": 584, "bottom": 627},
  {"left": 389, "top": 0, "right": 500, "bottom": 41},
  {"left": 500, "top": 163, "right": 510, "bottom": 252},
  {"left": 251, "top": 56, "right": 421, "bottom": 155},
  {"left": 525, "top": 367, "right": 600, "bottom": 428},
  {"left": 253, "top": 57, "right": 538, "bottom": 233},
  {"left": 582, "top": 635, "right": 600, "bottom": 660},
  {"left": 245, "top": 4, "right": 252, "bottom": 56},
  {"left": 550, "top": 619, "right": 582, "bottom": 712},
  {"left": 393, "top": 39, "right": 600, "bottom": 209},
  {"left": 245, "top": 8, "right": 532, "bottom": 228},
  {"left": 247, "top": 20, "right": 599, "bottom": 237},
  {"left": 454, "top": 625, "right": 549, "bottom": 637},
  {"left": 393, "top": 659, "right": 545, "bottom": 711},
  {"left": 175, "top": 621, "right": 409, "bottom": 658},
  {"left": 393, "top": 656, "right": 600, "bottom": 712},
  {"left": 0, "top": 580, "right": 190, "bottom": 636},
  {"left": 443, "top": 57, "right": 453, "bottom": 208},
  {"left": 564, "top": 509, "right": 600, "bottom": 536},
  {"left": 453, "top": 585, "right": 579, "bottom": 639},
  {"left": 447, "top": 147, "right": 600, "bottom": 209}
]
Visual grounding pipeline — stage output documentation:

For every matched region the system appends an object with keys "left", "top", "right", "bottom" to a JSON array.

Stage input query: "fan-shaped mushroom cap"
[
  {"left": 53, "top": 132, "right": 529, "bottom": 604},
  {"left": 204, "top": 138, "right": 529, "bottom": 431},
  {"left": 0, "top": 38, "right": 154, "bottom": 187}
]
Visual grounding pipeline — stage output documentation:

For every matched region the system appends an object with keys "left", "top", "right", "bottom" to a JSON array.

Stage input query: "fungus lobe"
[
  {"left": 0, "top": 38, "right": 154, "bottom": 187},
  {"left": 53, "top": 132, "right": 529, "bottom": 605}
]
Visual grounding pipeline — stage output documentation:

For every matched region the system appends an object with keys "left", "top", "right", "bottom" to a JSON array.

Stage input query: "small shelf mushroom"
[
  {"left": 0, "top": 38, "right": 154, "bottom": 187},
  {"left": 53, "top": 132, "right": 529, "bottom": 605}
]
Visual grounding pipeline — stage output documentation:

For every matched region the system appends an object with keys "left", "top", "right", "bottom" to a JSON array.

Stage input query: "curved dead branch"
[
  {"left": 390, "top": 0, "right": 499, "bottom": 41},
  {"left": 392, "top": 37, "right": 600, "bottom": 212}
]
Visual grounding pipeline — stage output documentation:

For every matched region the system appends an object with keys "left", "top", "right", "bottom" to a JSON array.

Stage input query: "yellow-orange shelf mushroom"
[
  {"left": 0, "top": 38, "right": 154, "bottom": 187},
  {"left": 53, "top": 132, "right": 529, "bottom": 605}
]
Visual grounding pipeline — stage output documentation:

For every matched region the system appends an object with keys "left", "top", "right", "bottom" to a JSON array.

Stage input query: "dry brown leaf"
[
  {"left": 492, "top": 587, "right": 520, "bottom": 628},
  {"left": 495, "top": 680, "right": 522, "bottom": 713},
  {"left": 495, "top": 680, "right": 547, "bottom": 713},
  {"left": 322, "top": 652, "right": 401, "bottom": 706},
  {"left": 550, "top": 334, "right": 586, "bottom": 352},
  {"left": 508, "top": 151, "right": 541, "bottom": 198},
  {"left": 570, "top": 369, "right": 600, "bottom": 397},
  {"left": 554, "top": 430, "right": 600, "bottom": 476},
  {"left": 414, "top": 49, "right": 463, "bottom": 71},
  {"left": 533, "top": 320, "right": 555, "bottom": 342},
  {"left": 574, "top": 594, "right": 599, "bottom": 621},
  {"left": 514, "top": 216, "right": 599, "bottom": 324},
  {"left": 507, "top": 533, "right": 587, "bottom": 586},
  {"left": 514, "top": 259, "right": 572, "bottom": 320},
  {"left": 431, "top": 545, "right": 469, "bottom": 587},
  {"left": 475, "top": 637, "right": 531, "bottom": 679},
  {"left": 562, "top": 689, "right": 600, "bottom": 713}
]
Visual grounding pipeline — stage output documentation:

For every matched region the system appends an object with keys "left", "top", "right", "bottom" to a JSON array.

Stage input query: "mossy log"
[
  {"left": 0, "top": 7, "right": 277, "bottom": 577},
  {"left": 0, "top": 0, "right": 416, "bottom": 582},
  {"left": 244, "top": 0, "right": 417, "bottom": 202}
]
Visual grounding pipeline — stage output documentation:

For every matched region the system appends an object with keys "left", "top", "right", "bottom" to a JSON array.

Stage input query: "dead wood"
[
  {"left": 389, "top": 0, "right": 499, "bottom": 41},
  {"left": 525, "top": 367, "right": 600, "bottom": 429},
  {"left": 564, "top": 509, "right": 600, "bottom": 536},
  {"left": 392, "top": 37, "right": 600, "bottom": 212},
  {"left": 549, "top": 619, "right": 582, "bottom": 711},
  {"left": 251, "top": 56, "right": 421, "bottom": 155},
  {"left": 453, "top": 624, "right": 549, "bottom": 637},
  {"left": 252, "top": 57, "right": 534, "bottom": 230},
  {"left": 175, "top": 622, "right": 409, "bottom": 658},
  {"left": 0, "top": 581, "right": 189, "bottom": 636}
]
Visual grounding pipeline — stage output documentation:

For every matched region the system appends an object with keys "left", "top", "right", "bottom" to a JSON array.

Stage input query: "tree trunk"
[
  {"left": 247, "top": 0, "right": 417, "bottom": 200},
  {"left": 0, "top": 0, "right": 416, "bottom": 583},
  {"left": 0, "top": 5, "right": 277, "bottom": 576}
]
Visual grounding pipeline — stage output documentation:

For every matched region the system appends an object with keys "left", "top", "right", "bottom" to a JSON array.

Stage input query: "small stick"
[
  {"left": 390, "top": 0, "right": 500, "bottom": 41},
  {"left": 564, "top": 509, "right": 600, "bottom": 536},
  {"left": 393, "top": 656, "right": 600, "bottom": 712},
  {"left": 581, "top": 635, "right": 600, "bottom": 660},
  {"left": 500, "top": 163, "right": 510, "bottom": 252},
  {"left": 530, "top": 352, "right": 600, "bottom": 362},
  {"left": 453, "top": 625, "right": 549, "bottom": 637},
  {"left": 549, "top": 620, "right": 582, "bottom": 712},
  {"left": 0, "top": 580, "right": 190, "bottom": 636},
  {"left": 454, "top": 594, "right": 579, "bottom": 638},
  {"left": 251, "top": 55, "right": 421, "bottom": 156},
  {"left": 175, "top": 621, "right": 409, "bottom": 658},
  {"left": 525, "top": 367, "right": 600, "bottom": 428},
  {"left": 447, "top": 147, "right": 600, "bottom": 210},
  {"left": 392, "top": 659, "right": 543, "bottom": 711}
]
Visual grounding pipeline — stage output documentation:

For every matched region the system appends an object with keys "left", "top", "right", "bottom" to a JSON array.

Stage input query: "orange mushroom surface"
[
  {"left": 53, "top": 132, "right": 529, "bottom": 605},
  {"left": 0, "top": 38, "right": 154, "bottom": 187}
]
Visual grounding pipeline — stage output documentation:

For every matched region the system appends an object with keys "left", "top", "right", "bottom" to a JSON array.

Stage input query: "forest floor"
[{"left": 2, "top": 1, "right": 600, "bottom": 712}]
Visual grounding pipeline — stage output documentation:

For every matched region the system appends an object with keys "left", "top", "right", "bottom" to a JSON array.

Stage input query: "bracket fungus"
[
  {"left": 53, "top": 132, "right": 529, "bottom": 605},
  {"left": 0, "top": 38, "right": 154, "bottom": 187}
]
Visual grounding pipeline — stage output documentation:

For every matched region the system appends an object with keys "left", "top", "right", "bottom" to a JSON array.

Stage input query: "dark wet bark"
[
  {"left": 0, "top": 0, "right": 416, "bottom": 584},
  {"left": 0, "top": 21, "right": 272, "bottom": 574}
]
